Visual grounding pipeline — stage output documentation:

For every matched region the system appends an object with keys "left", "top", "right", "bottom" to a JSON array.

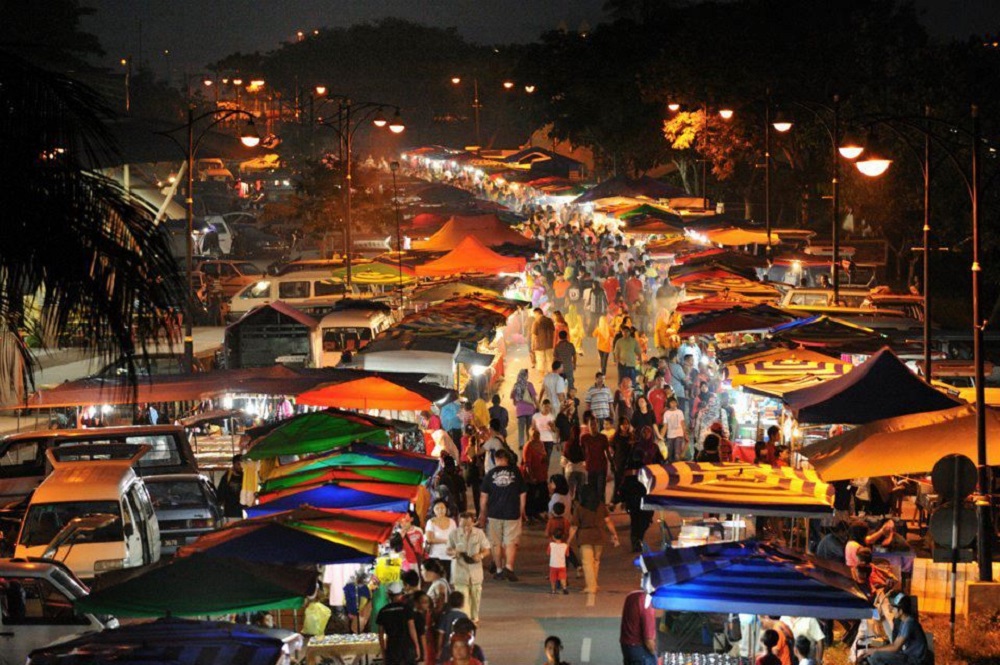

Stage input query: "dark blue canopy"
[{"left": 248, "top": 484, "right": 410, "bottom": 517}]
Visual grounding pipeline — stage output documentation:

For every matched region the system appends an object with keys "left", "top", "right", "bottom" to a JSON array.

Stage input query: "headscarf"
[
  {"left": 618, "top": 377, "right": 634, "bottom": 405},
  {"left": 512, "top": 368, "right": 530, "bottom": 403}
]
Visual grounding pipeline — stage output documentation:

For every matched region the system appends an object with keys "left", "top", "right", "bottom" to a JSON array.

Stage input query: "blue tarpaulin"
[{"left": 247, "top": 484, "right": 411, "bottom": 517}]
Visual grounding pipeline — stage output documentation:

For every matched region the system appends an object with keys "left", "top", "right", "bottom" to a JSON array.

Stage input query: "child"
[
  {"left": 545, "top": 502, "right": 582, "bottom": 577},
  {"left": 547, "top": 529, "right": 569, "bottom": 595}
]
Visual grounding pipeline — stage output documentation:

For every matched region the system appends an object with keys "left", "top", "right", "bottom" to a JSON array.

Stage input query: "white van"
[
  {"left": 15, "top": 446, "right": 161, "bottom": 582},
  {"left": 311, "top": 304, "right": 396, "bottom": 367},
  {"left": 228, "top": 270, "right": 356, "bottom": 321}
]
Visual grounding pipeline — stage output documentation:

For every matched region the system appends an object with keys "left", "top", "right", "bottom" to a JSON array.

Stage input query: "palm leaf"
[{"left": 0, "top": 51, "right": 184, "bottom": 405}]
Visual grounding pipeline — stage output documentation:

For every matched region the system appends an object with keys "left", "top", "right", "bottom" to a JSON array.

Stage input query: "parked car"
[
  {"left": 0, "top": 425, "right": 199, "bottom": 504},
  {"left": 196, "top": 259, "right": 265, "bottom": 297},
  {"left": 232, "top": 223, "right": 289, "bottom": 258},
  {"left": 0, "top": 558, "right": 116, "bottom": 665},
  {"left": 15, "top": 446, "right": 162, "bottom": 582},
  {"left": 143, "top": 474, "right": 221, "bottom": 556}
]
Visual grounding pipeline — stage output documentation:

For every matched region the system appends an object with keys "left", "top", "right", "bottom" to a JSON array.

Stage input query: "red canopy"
[
  {"left": 412, "top": 214, "right": 535, "bottom": 251},
  {"left": 415, "top": 236, "right": 527, "bottom": 277},
  {"left": 296, "top": 375, "right": 442, "bottom": 411}
]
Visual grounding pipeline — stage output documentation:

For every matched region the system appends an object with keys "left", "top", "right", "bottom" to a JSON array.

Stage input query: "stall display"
[{"left": 306, "top": 633, "right": 381, "bottom": 665}]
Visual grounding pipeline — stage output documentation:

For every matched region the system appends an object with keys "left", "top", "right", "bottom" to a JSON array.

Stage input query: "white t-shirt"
[
  {"left": 424, "top": 518, "right": 457, "bottom": 560},
  {"left": 548, "top": 492, "right": 570, "bottom": 516},
  {"left": 532, "top": 412, "right": 557, "bottom": 442},
  {"left": 548, "top": 541, "right": 568, "bottom": 568},
  {"left": 780, "top": 616, "right": 826, "bottom": 644},
  {"left": 541, "top": 373, "right": 568, "bottom": 411},
  {"left": 663, "top": 408, "right": 686, "bottom": 438}
]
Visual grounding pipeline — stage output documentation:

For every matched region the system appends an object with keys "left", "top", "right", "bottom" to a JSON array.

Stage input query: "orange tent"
[
  {"left": 412, "top": 214, "right": 535, "bottom": 251},
  {"left": 296, "top": 376, "right": 439, "bottom": 411},
  {"left": 415, "top": 235, "right": 527, "bottom": 277}
]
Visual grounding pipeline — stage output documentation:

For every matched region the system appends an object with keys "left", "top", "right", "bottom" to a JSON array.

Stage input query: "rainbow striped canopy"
[
  {"left": 639, "top": 461, "right": 834, "bottom": 517},
  {"left": 727, "top": 347, "right": 852, "bottom": 387}
]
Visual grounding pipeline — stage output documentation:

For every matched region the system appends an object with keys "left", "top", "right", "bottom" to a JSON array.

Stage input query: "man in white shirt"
[
  {"left": 662, "top": 396, "right": 687, "bottom": 462},
  {"left": 541, "top": 361, "right": 568, "bottom": 413},
  {"left": 780, "top": 615, "right": 825, "bottom": 664},
  {"left": 531, "top": 399, "right": 558, "bottom": 458}
]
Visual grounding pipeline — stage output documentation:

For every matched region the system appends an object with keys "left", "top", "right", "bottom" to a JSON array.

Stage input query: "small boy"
[
  {"left": 548, "top": 529, "right": 569, "bottom": 594},
  {"left": 546, "top": 503, "right": 581, "bottom": 577}
]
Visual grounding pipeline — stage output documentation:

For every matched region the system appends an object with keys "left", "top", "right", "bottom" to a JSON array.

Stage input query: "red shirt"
[
  {"left": 521, "top": 441, "right": 549, "bottom": 483},
  {"left": 625, "top": 276, "right": 644, "bottom": 306},
  {"left": 647, "top": 387, "right": 667, "bottom": 424},
  {"left": 620, "top": 590, "right": 656, "bottom": 646},
  {"left": 603, "top": 276, "right": 620, "bottom": 304},
  {"left": 582, "top": 432, "right": 610, "bottom": 474}
]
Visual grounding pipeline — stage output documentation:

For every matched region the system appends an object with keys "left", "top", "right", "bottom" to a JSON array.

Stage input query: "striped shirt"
[{"left": 584, "top": 385, "right": 613, "bottom": 419}]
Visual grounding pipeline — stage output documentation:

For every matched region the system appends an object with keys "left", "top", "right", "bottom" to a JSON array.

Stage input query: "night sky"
[{"left": 83, "top": 0, "right": 1000, "bottom": 75}]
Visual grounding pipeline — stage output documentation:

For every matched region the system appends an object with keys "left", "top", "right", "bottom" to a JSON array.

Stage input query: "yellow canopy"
[
  {"left": 728, "top": 348, "right": 853, "bottom": 387},
  {"left": 705, "top": 228, "right": 773, "bottom": 246}
]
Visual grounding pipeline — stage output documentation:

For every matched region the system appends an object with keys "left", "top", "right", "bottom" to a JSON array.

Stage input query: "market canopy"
[
  {"left": 727, "top": 347, "right": 853, "bottom": 387},
  {"left": 782, "top": 347, "right": 963, "bottom": 424},
  {"left": 414, "top": 235, "right": 527, "bottom": 277},
  {"left": 801, "top": 403, "right": 1000, "bottom": 481},
  {"left": 76, "top": 555, "right": 316, "bottom": 617},
  {"left": 181, "top": 506, "right": 397, "bottom": 564},
  {"left": 328, "top": 261, "right": 416, "bottom": 285},
  {"left": 639, "top": 462, "right": 834, "bottom": 518},
  {"left": 263, "top": 442, "right": 440, "bottom": 481},
  {"left": 412, "top": 214, "right": 535, "bottom": 251},
  {"left": 701, "top": 227, "right": 773, "bottom": 246},
  {"left": 769, "top": 315, "right": 888, "bottom": 353},
  {"left": 296, "top": 375, "right": 454, "bottom": 411},
  {"left": 640, "top": 541, "right": 874, "bottom": 619},
  {"left": 261, "top": 465, "right": 426, "bottom": 493},
  {"left": 244, "top": 410, "right": 390, "bottom": 461},
  {"left": 249, "top": 480, "right": 420, "bottom": 517},
  {"left": 410, "top": 280, "right": 503, "bottom": 303},
  {"left": 573, "top": 175, "right": 688, "bottom": 204},
  {"left": 679, "top": 304, "right": 801, "bottom": 335}
]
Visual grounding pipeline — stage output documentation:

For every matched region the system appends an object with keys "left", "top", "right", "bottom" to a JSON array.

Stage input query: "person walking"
[
  {"left": 662, "top": 396, "right": 687, "bottom": 462},
  {"left": 613, "top": 326, "right": 641, "bottom": 383},
  {"left": 424, "top": 500, "right": 458, "bottom": 579},
  {"left": 583, "top": 372, "right": 613, "bottom": 428},
  {"left": 531, "top": 399, "right": 558, "bottom": 459},
  {"left": 541, "top": 361, "right": 568, "bottom": 414},
  {"left": 520, "top": 429, "right": 549, "bottom": 520},
  {"left": 620, "top": 588, "right": 657, "bottom": 665},
  {"left": 569, "top": 483, "right": 619, "bottom": 605},
  {"left": 553, "top": 330, "right": 577, "bottom": 390},
  {"left": 581, "top": 412, "right": 612, "bottom": 502},
  {"left": 478, "top": 449, "right": 526, "bottom": 581},
  {"left": 215, "top": 454, "right": 245, "bottom": 524},
  {"left": 447, "top": 511, "right": 491, "bottom": 623},
  {"left": 377, "top": 580, "right": 421, "bottom": 665},
  {"left": 593, "top": 314, "right": 614, "bottom": 376},
  {"left": 510, "top": 368, "right": 539, "bottom": 448},
  {"left": 531, "top": 308, "right": 556, "bottom": 372}
]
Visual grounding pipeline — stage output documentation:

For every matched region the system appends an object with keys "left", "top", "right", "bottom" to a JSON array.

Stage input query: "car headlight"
[{"left": 94, "top": 559, "right": 125, "bottom": 572}]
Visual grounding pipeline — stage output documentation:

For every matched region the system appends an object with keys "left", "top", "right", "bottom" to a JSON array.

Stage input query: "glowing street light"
[
  {"left": 524, "top": 84, "right": 536, "bottom": 94},
  {"left": 389, "top": 110, "right": 406, "bottom": 134},
  {"left": 719, "top": 108, "right": 734, "bottom": 120},
  {"left": 855, "top": 154, "right": 892, "bottom": 177},
  {"left": 667, "top": 102, "right": 681, "bottom": 112}
]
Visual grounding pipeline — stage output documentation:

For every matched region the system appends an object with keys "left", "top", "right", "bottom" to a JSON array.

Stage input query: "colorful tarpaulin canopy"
[
  {"left": 573, "top": 175, "right": 688, "bottom": 204},
  {"left": 181, "top": 506, "right": 397, "bottom": 563},
  {"left": 328, "top": 261, "right": 416, "bottom": 285},
  {"left": 412, "top": 214, "right": 535, "bottom": 251},
  {"left": 728, "top": 347, "right": 852, "bottom": 387},
  {"left": 639, "top": 462, "right": 834, "bottom": 517},
  {"left": 675, "top": 295, "right": 757, "bottom": 314},
  {"left": 415, "top": 235, "right": 527, "bottom": 277},
  {"left": 679, "top": 304, "right": 800, "bottom": 335},
  {"left": 782, "top": 347, "right": 963, "bottom": 424},
  {"left": 264, "top": 442, "right": 440, "bottom": 481},
  {"left": 801, "top": 404, "right": 1000, "bottom": 481},
  {"left": 244, "top": 411, "right": 390, "bottom": 461},
  {"left": 249, "top": 481, "right": 419, "bottom": 517},
  {"left": 683, "top": 275, "right": 780, "bottom": 300},
  {"left": 742, "top": 375, "right": 831, "bottom": 399},
  {"left": 261, "top": 465, "right": 425, "bottom": 493},
  {"left": 640, "top": 541, "right": 874, "bottom": 618},
  {"left": 769, "top": 315, "right": 887, "bottom": 352},
  {"left": 76, "top": 555, "right": 316, "bottom": 617},
  {"left": 410, "top": 280, "right": 502, "bottom": 302},
  {"left": 296, "top": 375, "right": 454, "bottom": 411},
  {"left": 702, "top": 227, "right": 773, "bottom": 246}
]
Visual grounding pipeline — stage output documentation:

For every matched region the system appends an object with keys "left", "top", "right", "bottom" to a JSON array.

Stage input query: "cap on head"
[{"left": 387, "top": 580, "right": 404, "bottom": 595}]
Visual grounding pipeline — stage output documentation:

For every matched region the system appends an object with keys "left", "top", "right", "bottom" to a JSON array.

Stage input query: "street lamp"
[
  {"left": 451, "top": 76, "right": 482, "bottom": 146},
  {"left": 158, "top": 107, "right": 260, "bottom": 371},
  {"left": 853, "top": 105, "right": 993, "bottom": 581},
  {"left": 389, "top": 160, "right": 405, "bottom": 306},
  {"left": 524, "top": 84, "right": 536, "bottom": 94},
  {"left": 314, "top": 95, "right": 405, "bottom": 287}
]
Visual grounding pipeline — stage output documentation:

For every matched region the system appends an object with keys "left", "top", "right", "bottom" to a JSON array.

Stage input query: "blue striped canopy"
[
  {"left": 248, "top": 485, "right": 411, "bottom": 517},
  {"left": 640, "top": 541, "right": 874, "bottom": 619}
]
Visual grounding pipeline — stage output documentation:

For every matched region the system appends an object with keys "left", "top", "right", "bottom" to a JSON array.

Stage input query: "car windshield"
[
  {"left": 20, "top": 501, "right": 123, "bottom": 548},
  {"left": 146, "top": 479, "right": 206, "bottom": 509},
  {"left": 234, "top": 262, "right": 259, "bottom": 275}
]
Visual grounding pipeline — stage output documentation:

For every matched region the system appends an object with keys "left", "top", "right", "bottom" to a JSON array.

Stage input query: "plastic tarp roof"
[
  {"left": 410, "top": 281, "right": 502, "bottom": 302},
  {"left": 704, "top": 227, "right": 773, "bottom": 246},
  {"left": 782, "top": 347, "right": 963, "bottom": 424},
  {"left": 573, "top": 175, "right": 688, "bottom": 204},
  {"left": 296, "top": 375, "right": 453, "bottom": 411},
  {"left": 769, "top": 316, "right": 888, "bottom": 353},
  {"left": 679, "top": 304, "right": 801, "bottom": 335},
  {"left": 414, "top": 235, "right": 527, "bottom": 276},
  {"left": 675, "top": 295, "right": 757, "bottom": 313},
  {"left": 328, "top": 261, "right": 416, "bottom": 285},
  {"left": 412, "top": 214, "right": 535, "bottom": 251},
  {"left": 182, "top": 506, "right": 398, "bottom": 563},
  {"left": 248, "top": 482, "right": 416, "bottom": 517},
  {"left": 639, "top": 462, "right": 834, "bottom": 517},
  {"left": 244, "top": 411, "right": 390, "bottom": 460},
  {"left": 728, "top": 347, "right": 853, "bottom": 387},
  {"left": 742, "top": 375, "right": 832, "bottom": 399},
  {"left": 640, "top": 541, "right": 874, "bottom": 618},
  {"left": 801, "top": 404, "right": 1000, "bottom": 481},
  {"left": 264, "top": 441, "right": 440, "bottom": 481},
  {"left": 261, "top": 465, "right": 425, "bottom": 493},
  {"left": 76, "top": 555, "right": 316, "bottom": 617}
]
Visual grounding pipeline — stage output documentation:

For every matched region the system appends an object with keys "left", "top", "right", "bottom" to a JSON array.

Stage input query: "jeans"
[
  {"left": 580, "top": 543, "right": 604, "bottom": 593},
  {"left": 667, "top": 436, "right": 688, "bottom": 462},
  {"left": 621, "top": 643, "right": 657, "bottom": 665},
  {"left": 564, "top": 370, "right": 575, "bottom": 390},
  {"left": 587, "top": 471, "right": 607, "bottom": 503},
  {"left": 598, "top": 350, "right": 610, "bottom": 375},
  {"left": 517, "top": 414, "right": 532, "bottom": 447},
  {"left": 868, "top": 653, "right": 913, "bottom": 665},
  {"left": 567, "top": 470, "right": 586, "bottom": 498}
]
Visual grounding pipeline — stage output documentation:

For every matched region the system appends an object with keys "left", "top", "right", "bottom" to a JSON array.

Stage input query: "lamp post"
[
  {"left": 159, "top": 107, "right": 260, "bottom": 370},
  {"left": 390, "top": 160, "right": 404, "bottom": 306},
  {"left": 451, "top": 77, "right": 482, "bottom": 147},
  {"left": 315, "top": 96, "right": 405, "bottom": 287},
  {"left": 854, "top": 105, "right": 993, "bottom": 581}
]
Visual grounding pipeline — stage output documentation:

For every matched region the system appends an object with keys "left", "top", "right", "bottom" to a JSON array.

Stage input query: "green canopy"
[
  {"left": 76, "top": 555, "right": 316, "bottom": 617},
  {"left": 245, "top": 412, "right": 390, "bottom": 460},
  {"left": 327, "top": 261, "right": 417, "bottom": 285},
  {"left": 261, "top": 465, "right": 426, "bottom": 492}
]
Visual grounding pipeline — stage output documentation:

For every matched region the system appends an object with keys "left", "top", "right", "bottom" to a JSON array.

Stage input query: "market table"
[
  {"left": 306, "top": 633, "right": 381, "bottom": 665},
  {"left": 662, "top": 652, "right": 741, "bottom": 665}
]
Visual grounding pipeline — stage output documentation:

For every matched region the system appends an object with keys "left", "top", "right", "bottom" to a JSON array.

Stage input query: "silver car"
[{"left": 143, "top": 474, "right": 221, "bottom": 555}]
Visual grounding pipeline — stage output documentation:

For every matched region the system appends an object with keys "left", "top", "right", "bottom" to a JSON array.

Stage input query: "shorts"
[
  {"left": 549, "top": 566, "right": 567, "bottom": 584},
  {"left": 487, "top": 517, "right": 523, "bottom": 547}
]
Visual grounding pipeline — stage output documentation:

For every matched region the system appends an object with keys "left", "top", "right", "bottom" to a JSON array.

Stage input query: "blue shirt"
[{"left": 440, "top": 401, "right": 462, "bottom": 432}]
